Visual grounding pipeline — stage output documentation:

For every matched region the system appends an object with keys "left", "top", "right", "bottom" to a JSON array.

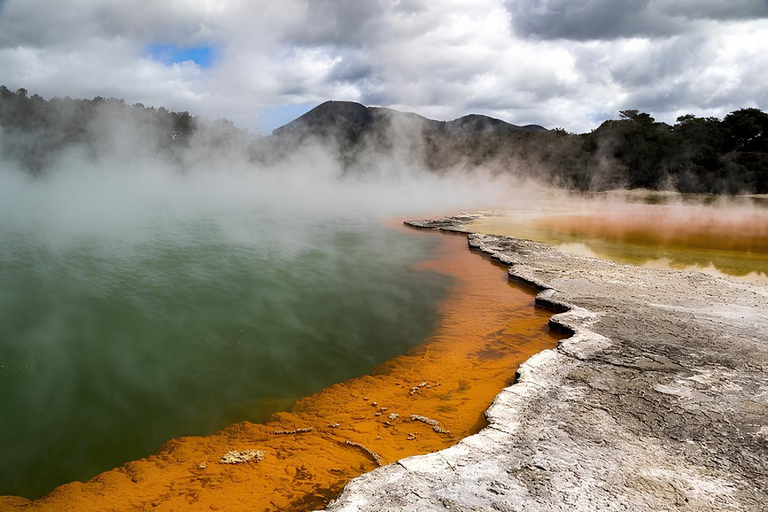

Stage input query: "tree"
[
  {"left": 722, "top": 108, "right": 768, "bottom": 152},
  {"left": 619, "top": 109, "right": 655, "bottom": 125}
]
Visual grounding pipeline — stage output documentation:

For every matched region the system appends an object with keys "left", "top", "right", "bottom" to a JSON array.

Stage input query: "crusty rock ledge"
[{"left": 325, "top": 215, "right": 768, "bottom": 511}]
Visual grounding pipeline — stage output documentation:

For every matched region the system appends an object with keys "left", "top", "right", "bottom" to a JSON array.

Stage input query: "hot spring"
[
  {"left": 0, "top": 207, "right": 458, "bottom": 498},
  {"left": 469, "top": 191, "right": 768, "bottom": 284},
  {"left": 2, "top": 165, "right": 765, "bottom": 507}
]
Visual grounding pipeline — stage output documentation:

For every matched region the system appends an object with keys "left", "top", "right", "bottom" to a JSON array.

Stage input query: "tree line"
[
  {"left": 420, "top": 106, "right": 768, "bottom": 194},
  {"left": 1, "top": 86, "right": 766, "bottom": 194},
  {"left": 575, "top": 108, "right": 768, "bottom": 193},
  {"left": 0, "top": 86, "right": 199, "bottom": 174}
]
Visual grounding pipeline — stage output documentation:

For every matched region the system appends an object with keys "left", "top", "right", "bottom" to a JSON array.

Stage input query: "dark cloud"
[
  {"left": 326, "top": 54, "right": 374, "bottom": 83},
  {"left": 0, "top": 0, "right": 211, "bottom": 48},
  {"left": 281, "top": 0, "right": 433, "bottom": 50},
  {"left": 506, "top": 0, "right": 768, "bottom": 40},
  {"left": 0, "top": 0, "right": 766, "bottom": 135},
  {"left": 595, "top": 35, "right": 707, "bottom": 89},
  {"left": 506, "top": 0, "right": 661, "bottom": 40},
  {"left": 284, "top": 0, "right": 386, "bottom": 48},
  {"left": 657, "top": 0, "right": 768, "bottom": 21}
]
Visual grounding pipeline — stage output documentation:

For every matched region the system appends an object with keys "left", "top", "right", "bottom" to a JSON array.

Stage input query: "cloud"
[
  {"left": 505, "top": 0, "right": 768, "bottom": 41},
  {"left": 284, "top": 0, "right": 387, "bottom": 47},
  {"left": 0, "top": 0, "right": 766, "bottom": 135},
  {"left": 657, "top": 0, "right": 768, "bottom": 22},
  {"left": 0, "top": 0, "right": 215, "bottom": 49}
]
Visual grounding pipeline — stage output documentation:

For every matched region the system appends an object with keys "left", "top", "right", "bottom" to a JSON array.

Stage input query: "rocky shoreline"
[{"left": 325, "top": 215, "right": 768, "bottom": 511}]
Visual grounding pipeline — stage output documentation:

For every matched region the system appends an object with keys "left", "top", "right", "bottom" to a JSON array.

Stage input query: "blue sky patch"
[{"left": 147, "top": 44, "right": 214, "bottom": 68}]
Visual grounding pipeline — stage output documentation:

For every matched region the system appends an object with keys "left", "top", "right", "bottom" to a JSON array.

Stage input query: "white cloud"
[{"left": 0, "top": 0, "right": 766, "bottom": 134}]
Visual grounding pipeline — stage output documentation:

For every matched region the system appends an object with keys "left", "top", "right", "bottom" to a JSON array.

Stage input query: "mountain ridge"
[
  {"left": 272, "top": 100, "right": 547, "bottom": 139},
  {"left": 1, "top": 86, "right": 766, "bottom": 193}
]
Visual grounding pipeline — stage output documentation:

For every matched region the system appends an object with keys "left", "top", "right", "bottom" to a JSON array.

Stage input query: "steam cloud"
[{"left": 0, "top": 101, "right": 544, "bottom": 239}]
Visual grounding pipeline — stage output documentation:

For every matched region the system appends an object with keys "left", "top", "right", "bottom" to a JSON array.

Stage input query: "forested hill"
[
  {"left": 269, "top": 100, "right": 768, "bottom": 193},
  {"left": 1, "top": 86, "right": 767, "bottom": 194},
  {"left": 575, "top": 109, "right": 768, "bottom": 193},
  {"left": 0, "top": 86, "right": 247, "bottom": 174}
]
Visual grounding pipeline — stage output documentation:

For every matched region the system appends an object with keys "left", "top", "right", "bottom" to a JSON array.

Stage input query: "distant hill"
[
  {"left": 270, "top": 100, "right": 550, "bottom": 176},
  {"left": 272, "top": 100, "right": 546, "bottom": 141},
  {"left": 1, "top": 86, "right": 766, "bottom": 193},
  {"left": 273, "top": 101, "right": 374, "bottom": 139},
  {"left": 443, "top": 113, "right": 547, "bottom": 134}
]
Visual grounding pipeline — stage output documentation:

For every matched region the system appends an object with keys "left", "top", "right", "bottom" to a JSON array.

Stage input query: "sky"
[{"left": 0, "top": 0, "right": 767, "bottom": 135}]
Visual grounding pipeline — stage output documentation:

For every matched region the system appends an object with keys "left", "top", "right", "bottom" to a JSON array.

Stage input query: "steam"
[
  {"left": 0, "top": 103, "right": 548, "bottom": 237},
  {"left": 470, "top": 189, "right": 768, "bottom": 284},
  {"left": 2, "top": 97, "right": 765, "bottom": 265}
]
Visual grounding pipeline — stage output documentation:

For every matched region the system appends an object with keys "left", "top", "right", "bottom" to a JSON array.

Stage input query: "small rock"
[{"left": 219, "top": 450, "right": 265, "bottom": 465}]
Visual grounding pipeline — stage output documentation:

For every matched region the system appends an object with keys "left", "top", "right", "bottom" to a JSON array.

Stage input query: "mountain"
[
  {"left": 272, "top": 101, "right": 374, "bottom": 141},
  {"left": 269, "top": 101, "right": 549, "bottom": 174},
  {"left": 2, "top": 86, "right": 766, "bottom": 193},
  {"left": 271, "top": 100, "right": 546, "bottom": 141}
]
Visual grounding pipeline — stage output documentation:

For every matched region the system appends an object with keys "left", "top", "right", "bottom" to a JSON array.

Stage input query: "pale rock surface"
[{"left": 326, "top": 216, "right": 768, "bottom": 511}]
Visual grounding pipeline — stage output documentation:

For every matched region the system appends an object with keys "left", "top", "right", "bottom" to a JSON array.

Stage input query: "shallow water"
[
  {"left": 470, "top": 192, "right": 768, "bottom": 284},
  {"left": 0, "top": 211, "right": 452, "bottom": 499}
]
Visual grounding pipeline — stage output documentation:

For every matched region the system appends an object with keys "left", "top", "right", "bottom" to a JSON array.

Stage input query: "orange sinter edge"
[{"left": 1, "top": 227, "right": 562, "bottom": 512}]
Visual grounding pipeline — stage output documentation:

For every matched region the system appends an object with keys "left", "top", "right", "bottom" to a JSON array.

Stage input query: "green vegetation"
[
  {"left": 580, "top": 108, "right": 768, "bottom": 193},
  {"left": 418, "top": 106, "right": 768, "bottom": 193},
  {"left": 2, "top": 86, "right": 766, "bottom": 193},
  {"left": 0, "top": 86, "right": 202, "bottom": 174}
]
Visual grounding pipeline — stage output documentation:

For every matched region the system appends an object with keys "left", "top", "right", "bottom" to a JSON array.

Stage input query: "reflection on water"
[{"left": 469, "top": 191, "right": 768, "bottom": 284}]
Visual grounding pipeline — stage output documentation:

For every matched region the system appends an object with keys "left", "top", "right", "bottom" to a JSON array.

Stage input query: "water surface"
[
  {"left": 0, "top": 210, "right": 451, "bottom": 499},
  {"left": 10, "top": 227, "right": 562, "bottom": 512},
  {"left": 470, "top": 192, "right": 768, "bottom": 284}
]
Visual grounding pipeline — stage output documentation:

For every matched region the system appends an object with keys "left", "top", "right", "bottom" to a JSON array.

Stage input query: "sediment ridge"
[{"left": 326, "top": 215, "right": 768, "bottom": 511}]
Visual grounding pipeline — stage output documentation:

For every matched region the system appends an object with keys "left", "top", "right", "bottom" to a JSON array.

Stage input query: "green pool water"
[{"left": 0, "top": 210, "right": 451, "bottom": 499}]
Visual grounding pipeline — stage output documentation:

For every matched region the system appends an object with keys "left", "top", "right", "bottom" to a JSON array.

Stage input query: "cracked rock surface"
[{"left": 325, "top": 216, "right": 768, "bottom": 511}]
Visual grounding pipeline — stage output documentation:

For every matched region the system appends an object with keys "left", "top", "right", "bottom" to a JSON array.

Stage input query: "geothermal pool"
[
  {"left": 0, "top": 212, "right": 563, "bottom": 510},
  {"left": 469, "top": 192, "right": 768, "bottom": 284},
  {"left": 3, "top": 186, "right": 765, "bottom": 508},
  {"left": 0, "top": 212, "right": 457, "bottom": 499}
]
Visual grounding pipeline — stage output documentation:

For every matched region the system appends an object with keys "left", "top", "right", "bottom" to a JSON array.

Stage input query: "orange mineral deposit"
[{"left": 1, "top": 227, "right": 562, "bottom": 512}]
